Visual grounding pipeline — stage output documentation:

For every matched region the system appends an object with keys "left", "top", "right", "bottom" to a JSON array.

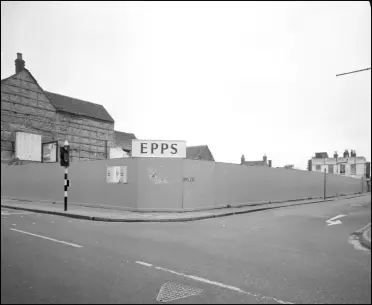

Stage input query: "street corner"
[
  {"left": 348, "top": 223, "right": 371, "bottom": 252},
  {"left": 360, "top": 224, "right": 371, "bottom": 250}
]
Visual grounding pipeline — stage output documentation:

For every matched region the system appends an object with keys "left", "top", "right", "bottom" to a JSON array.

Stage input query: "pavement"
[
  {"left": 0, "top": 193, "right": 369, "bottom": 222},
  {"left": 361, "top": 223, "right": 371, "bottom": 250},
  {"left": 1, "top": 194, "right": 371, "bottom": 304}
]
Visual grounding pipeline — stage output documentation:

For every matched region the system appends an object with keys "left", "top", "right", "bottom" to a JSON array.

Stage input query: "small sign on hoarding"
[
  {"left": 42, "top": 141, "right": 58, "bottom": 163},
  {"left": 183, "top": 177, "right": 195, "bottom": 182},
  {"left": 15, "top": 131, "right": 42, "bottom": 161}
]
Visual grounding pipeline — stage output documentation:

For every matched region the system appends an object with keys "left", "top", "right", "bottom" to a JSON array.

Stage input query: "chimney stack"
[{"left": 15, "top": 53, "right": 25, "bottom": 73}]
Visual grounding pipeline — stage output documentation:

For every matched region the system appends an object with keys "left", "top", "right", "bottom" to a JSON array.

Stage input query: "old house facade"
[
  {"left": 1, "top": 53, "right": 115, "bottom": 162},
  {"left": 311, "top": 150, "right": 368, "bottom": 179}
]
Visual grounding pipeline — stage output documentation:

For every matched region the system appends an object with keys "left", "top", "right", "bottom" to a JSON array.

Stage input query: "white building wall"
[
  {"left": 311, "top": 156, "right": 367, "bottom": 179},
  {"left": 109, "top": 147, "right": 130, "bottom": 159}
]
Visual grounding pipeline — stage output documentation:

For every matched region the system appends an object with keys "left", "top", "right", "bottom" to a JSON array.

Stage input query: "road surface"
[{"left": 1, "top": 195, "right": 371, "bottom": 304}]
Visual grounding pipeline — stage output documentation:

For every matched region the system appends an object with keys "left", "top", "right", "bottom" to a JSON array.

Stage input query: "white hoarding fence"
[{"left": 131, "top": 140, "right": 186, "bottom": 158}]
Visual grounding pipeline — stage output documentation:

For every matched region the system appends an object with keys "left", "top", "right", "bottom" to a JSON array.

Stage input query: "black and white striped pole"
[
  {"left": 64, "top": 166, "right": 68, "bottom": 211},
  {"left": 324, "top": 168, "right": 327, "bottom": 199},
  {"left": 60, "top": 140, "right": 70, "bottom": 211}
]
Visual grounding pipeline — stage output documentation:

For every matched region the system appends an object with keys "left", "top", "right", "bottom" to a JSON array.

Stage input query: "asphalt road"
[{"left": 1, "top": 195, "right": 371, "bottom": 304}]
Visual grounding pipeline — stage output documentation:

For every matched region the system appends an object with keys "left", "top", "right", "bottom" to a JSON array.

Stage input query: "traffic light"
[{"left": 60, "top": 146, "right": 70, "bottom": 167}]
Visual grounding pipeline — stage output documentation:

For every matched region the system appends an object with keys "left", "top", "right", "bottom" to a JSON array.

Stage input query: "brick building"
[{"left": 1, "top": 53, "right": 115, "bottom": 162}]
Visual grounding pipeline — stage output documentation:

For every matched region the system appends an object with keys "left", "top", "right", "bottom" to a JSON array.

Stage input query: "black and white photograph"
[{"left": 1, "top": 1, "right": 371, "bottom": 304}]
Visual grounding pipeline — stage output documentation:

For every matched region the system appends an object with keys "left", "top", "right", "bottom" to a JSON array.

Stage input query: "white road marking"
[
  {"left": 135, "top": 261, "right": 293, "bottom": 304},
  {"left": 9, "top": 229, "right": 83, "bottom": 248},
  {"left": 135, "top": 261, "right": 153, "bottom": 267},
  {"left": 157, "top": 281, "right": 203, "bottom": 303},
  {"left": 326, "top": 214, "right": 346, "bottom": 226}
]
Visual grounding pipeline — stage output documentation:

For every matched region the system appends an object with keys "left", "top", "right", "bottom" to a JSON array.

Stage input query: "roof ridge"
[
  {"left": 115, "top": 130, "right": 135, "bottom": 135},
  {"left": 45, "top": 91, "right": 105, "bottom": 108},
  {"left": 187, "top": 145, "right": 207, "bottom": 148}
]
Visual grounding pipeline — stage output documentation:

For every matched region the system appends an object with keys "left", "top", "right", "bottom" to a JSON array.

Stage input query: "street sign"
[{"left": 131, "top": 139, "right": 186, "bottom": 158}]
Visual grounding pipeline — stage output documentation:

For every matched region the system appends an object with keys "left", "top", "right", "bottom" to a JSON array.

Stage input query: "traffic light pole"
[
  {"left": 64, "top": 167, "right": 68, "bottom": 211},
  {"left": 324, "top": 168, "right": 327, "bottom": 199},
  {"left": 60, "top": 140, "right": 70, "bottom": 212}
]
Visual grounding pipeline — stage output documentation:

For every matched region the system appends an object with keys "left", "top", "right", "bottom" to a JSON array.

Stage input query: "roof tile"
[
  {"left": 113, "top": 131, "right": 137, "bottom": 151},
  {"left": 44, "top": 91, "right": 114, "bottom": 123}
]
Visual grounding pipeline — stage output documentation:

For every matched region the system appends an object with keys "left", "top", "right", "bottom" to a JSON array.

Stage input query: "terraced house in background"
[
  {"left": 311, "top": 150, "right": 370, "bottom": 179},
  {"left": 1, "top": 53, "right": 123, "bottom": 162}
]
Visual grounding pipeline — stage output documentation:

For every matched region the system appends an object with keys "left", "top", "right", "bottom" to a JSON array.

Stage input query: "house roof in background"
[
  {"left": 113, "top": 131, "right": 137, "bottom": 151},
  {"left": 44, "top": 91, "right": 115, "bottom": 123},
  {"left": 315, "top": 152, "right": 329, "bottom": 158},
  {"left": 1, "top": 68, "right": 40, "bottom": 85},
  {"left": 243, "top": 160, "right": 267, "bottom": 166},
  {"left": 186, "top": 145, "right": 214, "bottom": 161},
  {"left": 1, "top": 69, "right": 114, "bottom": 123}
]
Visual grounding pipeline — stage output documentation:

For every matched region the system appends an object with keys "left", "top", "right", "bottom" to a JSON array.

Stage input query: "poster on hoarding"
[
  {"left": 15, "top": 131, "right": 42, "bottom": 161},
  {"left": 42, "top": 141, "right": 58, "bottom": 163},
  {"left": 106, "top": 166, "right": 128, "bottom": 184}
]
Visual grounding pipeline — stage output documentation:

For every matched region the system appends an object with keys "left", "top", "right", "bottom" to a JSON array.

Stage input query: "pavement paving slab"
[{"left": 1, "top": 193, "right": 369, "bottom": 222}]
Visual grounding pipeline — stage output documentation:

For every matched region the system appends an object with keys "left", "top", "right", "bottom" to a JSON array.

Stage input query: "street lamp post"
[{"left": 324, "top": 168, "right": 327, "bottom": 199}]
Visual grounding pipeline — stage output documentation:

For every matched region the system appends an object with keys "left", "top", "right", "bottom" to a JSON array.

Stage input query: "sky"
[{"left": 1, "top": 1, "right": 371, "bottom": 169}]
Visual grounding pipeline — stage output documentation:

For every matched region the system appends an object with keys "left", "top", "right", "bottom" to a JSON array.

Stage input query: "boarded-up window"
[
  {"left": 15, "top": 132, "right": 41, "bottom": 161},
  {"left": 340, "top": 164, "right": 346, "bottom": 174},
  {"left": 316, "top": 165, "right": 321, "bottom": 171},
  {"left": 350, "top": 164, "right": 356, "bottom": 175},
  {"left": 328, "top": 165, "right": 334, "bottom": 174}
]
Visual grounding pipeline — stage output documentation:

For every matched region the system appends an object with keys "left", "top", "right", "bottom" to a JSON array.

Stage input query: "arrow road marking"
[{"left": 326, "top": 214, "right": 346, "bottom": 226}]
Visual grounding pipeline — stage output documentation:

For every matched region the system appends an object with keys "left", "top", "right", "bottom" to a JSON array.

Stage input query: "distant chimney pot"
[{"left": 15, "top": 52, "right": 25, "bottom": 73}]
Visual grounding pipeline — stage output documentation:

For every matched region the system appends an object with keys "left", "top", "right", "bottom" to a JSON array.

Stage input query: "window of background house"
[
  {"left": 328, "top": 165, "right": 334, "bottom": 174},
  {"left": 350, "top": 164, "right": 356, "bottom": 175},
  {"left": 316, "top": 165, "right": 321, "bottom": 171},
  {"left": 340, "top": 164, "right": 346, "bottom": 174}
]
